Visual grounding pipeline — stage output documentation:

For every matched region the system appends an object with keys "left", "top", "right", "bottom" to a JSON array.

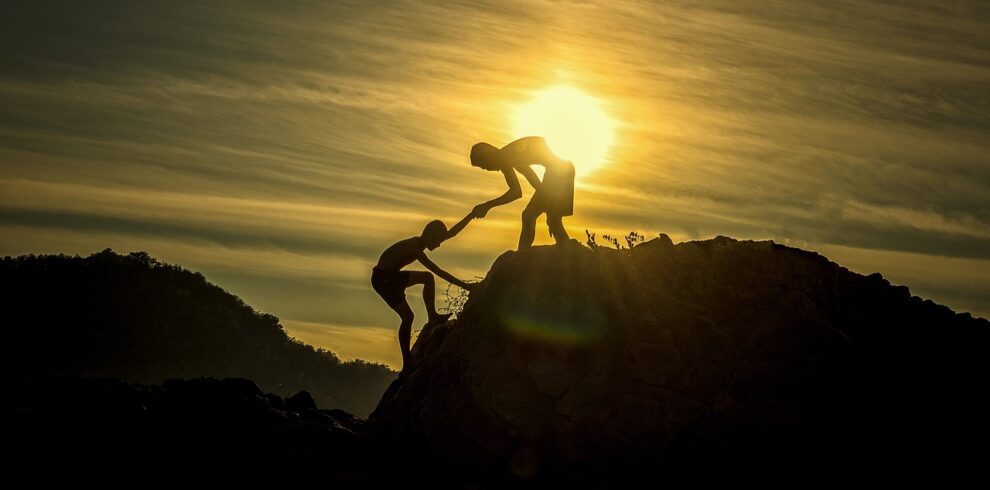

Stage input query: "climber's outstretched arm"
[
  {"left": 417, "top": 251, "right": 472, "bottom": 290},
  {"left": 444, "top": 211, "right": 475, "bottom": 241}
]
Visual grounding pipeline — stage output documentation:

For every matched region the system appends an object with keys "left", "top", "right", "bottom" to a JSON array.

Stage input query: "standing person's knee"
[
  {"left": 399, "top": 313, "right": 414, "bottom": 327},
  {"left": 522, "top": 206, "right": 539, "bottom": 223}
]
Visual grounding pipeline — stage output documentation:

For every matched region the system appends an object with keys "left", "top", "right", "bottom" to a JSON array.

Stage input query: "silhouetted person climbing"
[
  {"left": 470, "top": 136, "right": 575, "bottom": 249},
  {"left": 372, "top": 213, "right": 476, "bottom": 370}
]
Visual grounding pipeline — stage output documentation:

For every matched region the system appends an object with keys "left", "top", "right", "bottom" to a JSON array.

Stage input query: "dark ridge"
[
  {"left": 6, "top": 236, "right": 989, "bottom": 484},
  {"left": 0, "top": 248, "right": 395, "bottom": 417},
  {"left": 371, "top": 235, "right": 990, "bottom": 483}
]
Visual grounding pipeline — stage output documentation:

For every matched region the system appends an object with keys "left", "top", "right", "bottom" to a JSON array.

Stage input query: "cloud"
[
  {"left": 281, "top": 319, "right": 431, "bottom": 370},
  {"left": 839, "top": 199, "right": 990, "bottom": 240},
  {"left": 1, "top": 0, "right": 988, "bottom": 363}
]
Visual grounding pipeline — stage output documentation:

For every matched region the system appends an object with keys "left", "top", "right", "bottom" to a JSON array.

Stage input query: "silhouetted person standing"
[{"left": 470, "top": 136, "right": 575, "bottom": 249}]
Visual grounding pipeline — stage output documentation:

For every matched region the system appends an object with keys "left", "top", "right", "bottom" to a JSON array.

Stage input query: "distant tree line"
[{"left": 0, "top": 248, "right": 396, "bottom": 417}]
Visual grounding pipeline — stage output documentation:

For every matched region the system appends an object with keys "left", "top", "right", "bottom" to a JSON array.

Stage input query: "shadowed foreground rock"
[
  {"left": 8, "top": 376, "right": 371, "bottom": 479},
  {"left": 6, "top": 236, "right": 989, "bottom": 484},
  {"left": 371, "top": 236, "right": 990, "bottom": 484}
]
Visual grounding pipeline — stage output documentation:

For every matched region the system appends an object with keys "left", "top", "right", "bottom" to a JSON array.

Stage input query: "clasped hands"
[{"left": 471, "top": 203, "right": 491, "bottom": 219}]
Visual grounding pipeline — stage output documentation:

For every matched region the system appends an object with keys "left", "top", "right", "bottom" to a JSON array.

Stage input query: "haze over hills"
[
  {"left": 6, "top": 236, "right": 989, "bottom": 483},
  {"left": 0, "top": 248, "right": 395, "bottom": 417}
]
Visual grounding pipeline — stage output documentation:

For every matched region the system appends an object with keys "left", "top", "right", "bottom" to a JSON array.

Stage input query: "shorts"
[
  {"left": 371, "top": 267, "right": 411, "bottom": 308},
  {"left": 536, "top": 160, "right": 575, "bottom": 217}
]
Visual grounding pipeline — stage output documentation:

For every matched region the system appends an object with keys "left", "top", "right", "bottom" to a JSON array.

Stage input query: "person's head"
[
  {"left": 420, "top": 220, "right": 448, "bottom": 250},
  {"left": 470, "top": 142, "right": 500, "bottom": 171}
]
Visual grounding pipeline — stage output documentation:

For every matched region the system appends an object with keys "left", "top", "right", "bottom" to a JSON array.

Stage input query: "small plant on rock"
[
  {"left": 585, "top": 230, "right": 653, "bottom": 251},
  {"left": 440, "top": 276, "right": 484, "bottom": 319}
]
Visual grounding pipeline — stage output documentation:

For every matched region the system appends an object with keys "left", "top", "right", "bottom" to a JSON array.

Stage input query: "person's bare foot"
[{"left": 424, "top": 312, "right": 452, "bottom": 327}]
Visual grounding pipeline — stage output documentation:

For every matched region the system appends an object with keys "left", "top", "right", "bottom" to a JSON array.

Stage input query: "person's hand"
[{"left": 472, "top": 204, "right": 489, "bottom": 219}]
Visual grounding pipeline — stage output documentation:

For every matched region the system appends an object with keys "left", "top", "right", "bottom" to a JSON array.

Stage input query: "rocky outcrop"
[
  {"left": 371, "top": 236, "right": 990, "bottom": 483},
  {"left": 7, "top": 237, "right": 989, "bottom": 484},
  {"left": 8, "top": 375, "right": 371, "bottom": 478}
]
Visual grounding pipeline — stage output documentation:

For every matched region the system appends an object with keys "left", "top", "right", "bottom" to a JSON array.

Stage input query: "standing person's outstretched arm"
[
  {"left": 473, "top": 168, "right": 522, "bottom": 218},
  {"left": 515, "top": 164, "right": 543, "bottom": 192}
]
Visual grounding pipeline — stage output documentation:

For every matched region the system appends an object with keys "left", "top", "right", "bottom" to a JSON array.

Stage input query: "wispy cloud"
[
  {"left": 1, "top": 0, "right": 988, "bottom": 367},
  {"left": 280, "top": 319, "right": 413, "bottom": 370}
]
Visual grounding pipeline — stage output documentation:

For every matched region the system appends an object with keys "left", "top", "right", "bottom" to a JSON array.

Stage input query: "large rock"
[
  {"left": 7, "top": 236, "right": 988, "bottom": 484},
  {"left": 371, "top": 236, "right": 990, "bottom": 483}
]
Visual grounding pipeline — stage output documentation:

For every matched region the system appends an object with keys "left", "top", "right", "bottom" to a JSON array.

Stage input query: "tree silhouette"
[{"left": 0, "top": 249, "right": 396, "bottom": 417}]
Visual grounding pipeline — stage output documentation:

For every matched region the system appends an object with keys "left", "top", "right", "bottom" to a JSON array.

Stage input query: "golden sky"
[{"left": 1, "top": 0, "right": 988, "bottom": 369}]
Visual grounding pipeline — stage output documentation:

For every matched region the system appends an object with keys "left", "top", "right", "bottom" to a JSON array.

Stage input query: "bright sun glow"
[{"left": 513, "top": 85, "right": 615, "bottom": 177}]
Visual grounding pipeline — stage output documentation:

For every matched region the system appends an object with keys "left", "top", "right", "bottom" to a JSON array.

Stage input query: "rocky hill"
[
  {"left": 5, "top": 236, "right": 988, "bottom": 484},
  {"left": 0, "top": 249, "right": 395, "bottom": 416},
  {"left": 371, "top": 236, "right": 990, "bottom": 483}
]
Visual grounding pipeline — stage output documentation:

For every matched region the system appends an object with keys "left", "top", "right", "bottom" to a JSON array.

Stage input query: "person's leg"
[
  {"left": 388, "top": 300, "right": 416, "bottom": 369},
  {"left": 548, "top": 212, "right": 570, "bottom": 243},
  {"left": 519, "top": 198, "right": 542, "bottom": 249},
  {"left": 407, "top": 271, "right": 451, "bottom": 324}
]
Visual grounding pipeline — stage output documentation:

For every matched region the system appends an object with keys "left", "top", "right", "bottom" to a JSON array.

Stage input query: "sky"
[{"left": 1, "top": 0, "right": 988, "bottom": 369}]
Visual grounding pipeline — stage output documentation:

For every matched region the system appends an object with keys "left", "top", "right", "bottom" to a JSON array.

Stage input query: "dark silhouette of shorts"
[
  {"left": 540, "top": 160, "right": 575, "bottom": 217},
  {"left": 371, "top": 267, "right": 412, "bottom": 308}
]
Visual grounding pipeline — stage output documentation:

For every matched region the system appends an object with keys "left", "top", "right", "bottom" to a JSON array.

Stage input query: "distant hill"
[{"left": 0, "top": 248, "right": 395, "bottom": 417}]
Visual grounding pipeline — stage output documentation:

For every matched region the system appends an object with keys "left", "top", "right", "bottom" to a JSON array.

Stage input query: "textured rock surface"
[{"left": 371, "top": 236, "right": 990, "bottom": 483}]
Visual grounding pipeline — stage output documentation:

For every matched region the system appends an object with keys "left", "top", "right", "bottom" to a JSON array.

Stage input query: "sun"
[{"left": 513, "top": 85, "right": 614, "bottom": 177}]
